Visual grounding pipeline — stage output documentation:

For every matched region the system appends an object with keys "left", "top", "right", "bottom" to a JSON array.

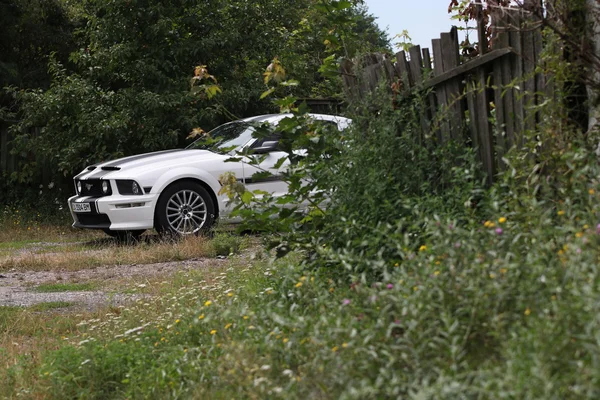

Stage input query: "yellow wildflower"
[
  {"left": 175, "top": 319, "right": 180, "bottom": 324},
  {"left": 498, "top": 217, "right": 507, "bottom": 224},
  {"left": 500, "top": 268, "right": 507, "bottom": 274},
  {"left": 329, "top": 287, "right": 334, "bottom": 293},
  {"left": 434, "top": 271, "right": 440, "bottom": 276},
  {"left": 300, "top": 276, "right": 307, "bottom": 281},
  {"left": 295, "top": 282, "right": 303, "bottom": 288},
  {"left": 225, "top": 323, "right": 232, "bottom": 329},
  {"left": 210, "top": 330, "right": 217, "bottom": 335},
  {"left": 243, "top": 315, "right": 249, "bottom": 320},
  {"left": 227, "top": 292, "right": 234, "bottom": 297},
  {"left": 489, "top": 273, "right": 495, "bottom": 279},
  {"left": 419, "top": 245, "right": 427, "bottom": 252},
  {"left": 524, "top": 308, "right": 531, "bottom": 316},
  {"left": 198, "top": 314, "right": 205, "bottom": 320},
  {"left": 589, "top": 189, "right": 595, "bottom": 195},
  {"left": 584, "top": 224, "right": 589, "bottom": 229},
  {"left": 576, "top": 232, "right": 584, "bottom": 238},
  {"left": 342, "top": 343, "right": 348, "bottom": 348},
  {"left": 332, "top": 346, "right": 339, "bottom": 352},
  {"left": 204, "top": 300, "right": 212, "bottom": 306},
  {"left": 283, "top": 338, "right": 289, "bottom": 343},
  {"left": 557, "top": 210, "right": 565, "bottom": 216}
]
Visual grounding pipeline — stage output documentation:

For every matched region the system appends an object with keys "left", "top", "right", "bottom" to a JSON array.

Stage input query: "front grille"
[
  {"left": 75, "top": 213, "right": 111, "bottom": 227},
  {"left": 77, "top": 179, "right": 112, "bottom": 196}
]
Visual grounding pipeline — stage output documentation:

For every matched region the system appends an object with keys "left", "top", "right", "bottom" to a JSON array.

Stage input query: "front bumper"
[{"left": 68, "top": 193, "right": 158, "bottom": 231}]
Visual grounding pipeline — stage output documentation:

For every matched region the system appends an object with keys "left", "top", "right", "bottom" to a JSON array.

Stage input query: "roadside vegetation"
[{"left": 2, "top": 0, "right": 600, "bottom": 399}]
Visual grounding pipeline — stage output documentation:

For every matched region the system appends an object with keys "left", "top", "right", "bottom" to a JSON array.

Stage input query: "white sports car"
[{"left": 68, "top": 113, "right": 350, "bottom": 239}]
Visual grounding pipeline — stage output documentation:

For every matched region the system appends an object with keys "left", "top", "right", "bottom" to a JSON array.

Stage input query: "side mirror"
[{"left": 252, "top": 140, "right": 279, "bottom": 154}]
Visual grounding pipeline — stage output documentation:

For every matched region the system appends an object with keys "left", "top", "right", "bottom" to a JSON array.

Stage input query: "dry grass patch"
[{"left": 0, "top": 235, "right": 219, "bottom": 272}]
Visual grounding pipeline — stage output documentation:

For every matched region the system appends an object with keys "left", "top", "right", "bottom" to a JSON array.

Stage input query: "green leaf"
[
  {"left": 260, "top": 88, "right": 275, "bottom": 100},
  {"left": 241, "top": 191, "right": 254, "bottom": 205}
]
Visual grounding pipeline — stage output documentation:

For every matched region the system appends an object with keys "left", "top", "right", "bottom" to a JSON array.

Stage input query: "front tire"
[{"left": 154, "top": 181, "right": 216, "bottom": 236}]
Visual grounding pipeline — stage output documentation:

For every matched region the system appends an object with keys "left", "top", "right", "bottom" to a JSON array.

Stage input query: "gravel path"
[{"left": 0, "top": 258, "right": 227, "bottom": 310}]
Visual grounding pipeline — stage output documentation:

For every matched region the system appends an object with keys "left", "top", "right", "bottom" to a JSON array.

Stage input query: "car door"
[{"left": 241, "top": 131, "right": 290, "bottom": 200}]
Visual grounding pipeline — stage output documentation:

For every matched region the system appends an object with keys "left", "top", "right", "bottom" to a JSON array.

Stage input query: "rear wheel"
[
  {"left": 154, "top": 181, "right": 216, "bottom": 236},
  {"left": 102, "top": 229, "right": 145, "bottom": 242}
]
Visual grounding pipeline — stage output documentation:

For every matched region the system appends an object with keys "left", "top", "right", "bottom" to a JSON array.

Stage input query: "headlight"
[
  {"left": 116, "top": 180, "right": 144, "bottom": 195},
  {"left": 76, "top": 181, "right": 82, "bottom": 194},
  {"left": 102, "top": 181, "right": 110, "bottom": 194},
  {"left": 132, "top": 181, "right": 141, "bottom": 195}
]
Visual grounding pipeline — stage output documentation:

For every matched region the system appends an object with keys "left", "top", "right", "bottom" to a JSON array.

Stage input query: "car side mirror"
[{"left": 252, "top": 140, "right": 279, "bottom": 154}]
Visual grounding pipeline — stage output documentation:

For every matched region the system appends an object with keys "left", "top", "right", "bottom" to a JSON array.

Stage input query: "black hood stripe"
[
  {"left": 100, "top": 149, "right": 182, "bottom": 168},
  {"left": 76, "top": 149, "right": 183, "bottom": 180}
]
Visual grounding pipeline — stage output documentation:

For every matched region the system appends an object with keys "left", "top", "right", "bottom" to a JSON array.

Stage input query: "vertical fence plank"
[
  {"left": 432, "top": 38, "right": 450, "bottom": 141},
  {"left": 522, "top": 12, "right": 536, "bottom": 135},
  {"left": 466, "top": 82, "right": 482, "bottom": 162},
  {"left": 394, "top": 51, "right": 412, "bottom": 92},
  {"left": 476, "top": 67, "right": 494, "bottom": 185},
  {"left": 409, "top": 45, "right": 429, "bottom": 139},
  {"left": 533, "top": 14, "right": 544, "bottom": 125},
  {"left": 509, "top": 10, "right": 524, "bottom": 147},
  {"left": 423, "top": 48, "right": 440, "bottom": 141},
  {"left": 492, "top": 9, "right": 510, "bottom": 168},
  {"left": 440, "top": 27, "right": 464, "bottom": 141}
]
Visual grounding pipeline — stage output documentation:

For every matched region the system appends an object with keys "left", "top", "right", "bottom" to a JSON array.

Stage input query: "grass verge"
[
  {"left": 0, "top": 232, "right": 246, "bottom": 272},
  {"left": 34, "top": 283, "right": 97, "bottom": 293}
]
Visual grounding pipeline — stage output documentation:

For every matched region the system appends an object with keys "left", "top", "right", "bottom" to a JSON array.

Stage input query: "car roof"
[{"left": 240, "top": 113, "right": 351, "bottom": 127}]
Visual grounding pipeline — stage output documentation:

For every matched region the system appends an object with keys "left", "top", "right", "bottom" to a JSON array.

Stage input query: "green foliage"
[{"left": 210, "top": 232, "right": 244, "bottom": 257}]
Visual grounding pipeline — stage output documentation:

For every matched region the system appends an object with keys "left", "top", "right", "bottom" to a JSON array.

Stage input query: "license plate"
[{"left": 71, "top": 202, "right": 91, "bottom": 213}]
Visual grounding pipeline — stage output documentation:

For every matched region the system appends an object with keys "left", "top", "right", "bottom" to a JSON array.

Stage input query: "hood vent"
[{"left": 101, "top": 165, "right": 121, "bottom": 171}]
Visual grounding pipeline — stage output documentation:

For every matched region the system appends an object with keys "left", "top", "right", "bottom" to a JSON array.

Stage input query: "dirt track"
[{"left": 0, "top": 258, "right": 227, "bottom": 310}]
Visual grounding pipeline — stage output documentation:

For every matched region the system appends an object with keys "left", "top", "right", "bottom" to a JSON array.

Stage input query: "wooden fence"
[{"left": 340, "top": 4, "right": 547, "bottom": 185}]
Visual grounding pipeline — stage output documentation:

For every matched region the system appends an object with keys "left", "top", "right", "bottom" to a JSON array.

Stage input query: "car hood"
[{"left": 75, "top": 149, "right": 225, "bottom": 180}]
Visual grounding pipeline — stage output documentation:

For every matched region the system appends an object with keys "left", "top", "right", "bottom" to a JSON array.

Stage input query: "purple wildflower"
[
  {"left": 342, "top": 299, "right": 351, "bottom": 306},
  {"left": 387, "top": 283, "right": 394, "bottom": 290},
  {"left": 454, "top": 242, "right": 461, "bottom": 248},
  {"left": 495, "top": 228, "right": 503, "bottom": 235}
]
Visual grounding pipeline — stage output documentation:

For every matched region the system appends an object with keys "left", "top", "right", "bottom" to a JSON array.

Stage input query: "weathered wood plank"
[
  {"left": 508, "top": 10, "right": 524, "bottom": 146},
  {"left": 424, "top": 48, "right": 513, "bottom": 88},
  {"left": 423, "top": 48, "right": 440, "bottom": 141},
  {"left": 476, "top": 2, "right": 488, "bottom": 55},
  {"left": 394, "top": 51, "right": 412, "bottom": 91},
  {"left": 408, "top": 45, "right": 423, "bottom": 84},
  {"left": 492, "top": 8, "right": 510, "bottom": 167},
  {"left": 408, "top": 45, "right": 428, "bottom": 138},
  {"left": 476, "top": 68, "right": 494, "bottom": 185},
  {"left": 522, "top": 13, "right": 536, "bottom": 134},
  {"left": 340, "top": 59, "right": 358, "bottom": 100},
  {"left": 493, "top": 61, "right": 506, "bottom": 170},
  {"left": 440, "top": 27, "right": 463, "bottom": 141},
  {"left": 533, "top": 15, "right": 544, "bottom": 125},
  {"left": 432, "top": 38, "right": 450, "bottom": 141},
  {"left": 466, "top": 81, "right": 481, "bottom": 163}
]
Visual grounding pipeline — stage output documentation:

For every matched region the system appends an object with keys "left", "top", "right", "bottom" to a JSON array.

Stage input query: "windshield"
[{"left": 186, "top": 121, "right": 255, "bottom": 153}]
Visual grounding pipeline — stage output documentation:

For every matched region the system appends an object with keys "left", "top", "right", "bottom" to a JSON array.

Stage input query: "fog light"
[{"left": 102, "top": 181, "right": 109, "bottom": 194}]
